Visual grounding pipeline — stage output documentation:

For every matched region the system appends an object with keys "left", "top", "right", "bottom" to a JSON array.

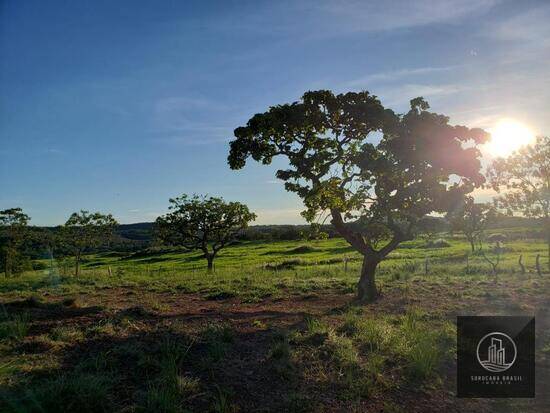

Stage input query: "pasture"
[{"left": 1, "top": 235, "right": 549, "bottom": 412}]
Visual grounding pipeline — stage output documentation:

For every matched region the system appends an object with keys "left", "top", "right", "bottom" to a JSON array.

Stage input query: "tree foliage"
[
  {"left": 488, "top": 135, "right": 550, "bottom": 270},
  {"left": 228, "top": 90, "right": 488, "bottom": 301},
  {"left": 447, "top": 196, "right": 496, "bottom": 252},
  {"left": 62, "top": 210, "right": 118, "bottom": 276},
  {"left": 155, "top": 195, "right": 256, "bottom": 270},
  {"left": 0, "top": 208, "right": 30, "bottom": 276}
]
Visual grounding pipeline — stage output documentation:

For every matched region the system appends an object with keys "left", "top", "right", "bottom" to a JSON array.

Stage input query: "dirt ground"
[{"left": 3, "top": 277, "right": 550, "bottom": 412}]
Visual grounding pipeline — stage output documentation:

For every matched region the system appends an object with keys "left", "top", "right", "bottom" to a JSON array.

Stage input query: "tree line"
[{"left": 1, "top": 90, "right": 548, "bottom": 302}]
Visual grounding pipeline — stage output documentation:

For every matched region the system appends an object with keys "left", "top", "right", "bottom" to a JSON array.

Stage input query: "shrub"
[
  {"left": 202, "top": 323, "right": 234, "bottom": 344},
  {"left": 324, "top": 333, "right": 358, "bottom": 368},
  {"left": 268, "top": 340, "right": 296, "bottom": 380},
  {"left": 404, "top": 331, "right": 441, "bottom": 380},
  {"left": 23, "top": 373, "right": 113, "bottom": 413},
  {"left": 355, "top": 317, "right": 393, "bottom": 353},
  {"left": 426, "top": 238, "right": 450, "bottom": 248},
  {"left": 487, "top": 233, "right": 507, "bottom": 243},
  {"left": 32, "top": 261, "right": 48, "bottom": 271},
  {"left": 0, "top": 312, "right": 30, "bottom": 341},
  {"left": 264, "top": 259, "right": 306, "bottom": 270},
  {"left": 289, "top": 245, "right": 317, "bottom": 254},
  {"left": 142, "top": 382, "right": 180, "bottom": 413},
  {"left": 50, "top": 326, "right": 85, "bottom": 343},
  {"left": 395, "top": 309, "right": 450, "bottom": 381}
]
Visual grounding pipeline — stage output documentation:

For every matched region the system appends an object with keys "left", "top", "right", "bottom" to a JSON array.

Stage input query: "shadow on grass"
[{"left": 0, "top": 303, "right": 312, "bottom": 413}]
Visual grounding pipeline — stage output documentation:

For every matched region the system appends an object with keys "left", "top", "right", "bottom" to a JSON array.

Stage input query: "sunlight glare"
[{"left": 486, "top": 119, "right": 534, "bottom": 157}]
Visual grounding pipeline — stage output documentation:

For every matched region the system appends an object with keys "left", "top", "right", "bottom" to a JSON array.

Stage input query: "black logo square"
[{"left": 457, "top": 316, "right": 535, "bottom": 398}]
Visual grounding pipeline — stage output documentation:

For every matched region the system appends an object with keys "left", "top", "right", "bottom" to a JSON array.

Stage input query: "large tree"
[
  {"left": 228, "top": 90, "right": 488, "bottom": 302},
  {"left": 447, "top": 196, "right": 495, "bottom": 252},
  {"left": 488, "top": 135, "right": 550, "bottom": 270},
  {"left": 62, "top": 210, "right": 118, "bottom": 276},
  {"left": 155, "top": 194, "right": 256, "bottom": 271},
  {"left": 0, "top": 208, "right": 30, "bottom": 277}
]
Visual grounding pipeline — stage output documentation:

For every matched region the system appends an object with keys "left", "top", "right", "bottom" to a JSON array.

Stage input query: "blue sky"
[{"left": 1, "top": 0, "right": 549, "bottom": 225}]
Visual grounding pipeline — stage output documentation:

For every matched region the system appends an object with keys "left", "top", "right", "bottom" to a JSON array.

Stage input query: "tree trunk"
[
  {"left": 75, "top": 252, "right": 81, "bottom": 277},
  {"left": 358, "top": 257, "right": 379, "bottom": 303},
  {"left": 469, "top": 238, "right": 475, "bottom": 253},
  {"left": 4, "top": 256, "right": 10, "bottom": 278},
  {"left": 206, "top": 255, "right": 214, "bottom": 273}
]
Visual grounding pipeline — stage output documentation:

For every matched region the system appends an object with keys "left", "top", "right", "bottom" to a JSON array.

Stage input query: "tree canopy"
[
  {"left": 62, "top": 210, "right": 118, "bottom": 276},
  {"left": 155, "top": 194, "right": 256, "bottom": 270},
  {"left": 228, "top": 90, "right": 488, "bottom": 301},
  {"left": 447, "top": 196, "right": 496, "bottom": 252},
  {"left": 489, "top": 135, "right": 550, "bottom": 270},
  {"left": 0, "top": 208, "right": 31, "bottom": 276}
]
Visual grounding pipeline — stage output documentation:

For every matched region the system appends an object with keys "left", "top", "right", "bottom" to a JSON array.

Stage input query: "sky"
[{"left": 1, "top": 0, "right": 549, "bottom": 226}]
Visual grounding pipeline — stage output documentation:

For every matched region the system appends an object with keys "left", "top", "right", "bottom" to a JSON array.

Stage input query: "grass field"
[{"left": 1, "top": 235, "right": 550, "bottom": 412}]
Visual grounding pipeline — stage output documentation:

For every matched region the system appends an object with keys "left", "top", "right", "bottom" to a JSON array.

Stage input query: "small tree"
[
  {"left": 155, "top": 195, "right": 256, "bottom": 271},
  {"left": 300, "top": 223, "right": 329, "bottom": 241},
  {"left": 447, "top": 196, "right": 495, "bottom": 252},
  {"left": 0, "top": 208, "right": 30, "bottom": 277},
  {"left": 228, "top": 90, "right": 488, "bottom": 302},
  {"left": 417, "top": 216, "right": 446, "bottom": 242},
  {"left": 62, "top": 210, "right": 118, "bottom": 276},
  {"left": 488, "top": 136, "right": 550, "bottom": 271},
  {"left": 479, "top": 232, "right": 504, "bottom": 278}
]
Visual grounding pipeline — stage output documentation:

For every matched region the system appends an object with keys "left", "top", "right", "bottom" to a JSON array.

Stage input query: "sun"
[{"left": 486, "top": 119, "right": 535, "bottom": 158}]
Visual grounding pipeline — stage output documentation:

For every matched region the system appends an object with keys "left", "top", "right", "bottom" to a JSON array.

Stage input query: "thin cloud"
[
  {"left": 254, "top": 208, "right": 305, "bottom": 225},
  {"left": 343, "top": 66, "right": 458, "bottom": 88},
  {"left": 203, "top": 0, "right": 499, "bottom": 40},
  {"left": 153, "top": 135, "right": 231, "bottom": 146},
  {"left": 485, "top": 5, "right": 550, "bottom": 42},
  {"left": 154, "top": 97, "right": 225, "bottom": 114},
  {"left": 377, "top": 83, "right": 464, "bottom": 108},
  {"left": 151, "top": 95, "right": 234, "bottom": 145},
  {"left": 316, "top": 0, "right": 499, "bottom": 33}
]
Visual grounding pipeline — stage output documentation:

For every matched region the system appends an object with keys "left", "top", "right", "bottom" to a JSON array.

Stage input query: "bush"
[
  {"left": 21, "top": 373, "right": 113, "bottom": 413},
  {"left": 0, "top": 312, "right": 30, "bottom": 341},
  {"left": 289, "top": 245, "right": 317, "bottom": 254},
  {"left": 487, "top": 233, "right": 507, "bottom": 243},
  {"left": 426, "top": 238, "right": 450, "bottom": 248},
  {"left": 264, "top": 259, "right": 306, "bottom": 270},
  {"left": 32, "top": 261, "right": 48, "bottom": 271}
]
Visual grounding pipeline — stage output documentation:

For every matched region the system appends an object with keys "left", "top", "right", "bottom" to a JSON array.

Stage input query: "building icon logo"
[{"left": 476, "top": 332, "right": 517, "bottom": 372}]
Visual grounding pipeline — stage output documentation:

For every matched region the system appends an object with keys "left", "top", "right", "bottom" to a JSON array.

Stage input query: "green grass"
[
  {"left": 0, "top": 311, "right": 30, "bottom": 341},
  {"left": 7, "top": 373, "right": 114, "bottom": 413},
  {"left": 285, "top": 307, "right": 456, "bottom": 402},
  {"left": 0, "top": 233, "right": 549, "bottom": 412},
  {"left": 2, "top": 236, "right": 546, "bottom": 303}
]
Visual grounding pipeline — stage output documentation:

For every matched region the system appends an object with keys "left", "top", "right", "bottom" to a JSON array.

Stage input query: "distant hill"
[
  {"left": 115, "top": 215, "right": 541, "bottom": 243},
  {"left": 29, "top": 216, "right": 543, "bottom": 254},
  {"left": 117, "top": 222, "right": 154, "bottom": 241}
]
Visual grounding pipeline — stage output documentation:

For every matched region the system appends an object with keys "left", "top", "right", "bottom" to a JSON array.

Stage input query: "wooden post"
[
  {"left": 424, "top": 257, "right": 429, "bottom": 276},
  {"left": 343, "top": 256, "right": 348, "bottom": 273},
  {"left": 518, "top": 255, "right": 525, "bottom": 275},
  {"left": 536, "top": 254, "right": 542, "bottom": 277},
  {"left": 465, "top": 254, "right": 469, "bottom": 274},
  {"left": 108, "top": 266, "right": 113, "bottom": 277}
]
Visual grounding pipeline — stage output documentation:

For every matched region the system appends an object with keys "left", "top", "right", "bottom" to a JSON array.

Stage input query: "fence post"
[
  {"left": 536, "top": 254, "right": 542, "bottom": 277},
  {"left": 343, "top": 256, "right": 348, "bottom": 273},
  {"left": 424, "top": 257, "right": 429, "bottom": 276},
  {"left": 108, "top": 266, "right": 113, "bottom": 277},
  {"left": 518, "top": 255, "right": 525, "bottom": 275}
]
